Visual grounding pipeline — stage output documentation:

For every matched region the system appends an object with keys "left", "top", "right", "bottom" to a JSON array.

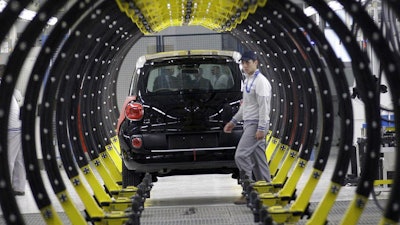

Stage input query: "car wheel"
[{"left": 122, "top": 162, "right": 144, "bottom": 187}]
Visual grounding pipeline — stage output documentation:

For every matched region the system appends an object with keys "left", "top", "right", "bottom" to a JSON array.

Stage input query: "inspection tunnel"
[{"left": 0, "top": 0, "right": 399, "bottom": 224}]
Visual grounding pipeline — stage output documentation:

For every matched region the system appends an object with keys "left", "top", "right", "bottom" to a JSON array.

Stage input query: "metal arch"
[
  {"left": 262, "top": 6, "right": 319, "bottom": 210},
  {"left": 376, "top": 2, "right": 400, "bottom": 223},
  {"left": 251, "top": 1, "right": 335, "bottom": 223},
  {"left": 0, "top": 1, "right": 69, "bottom": 224},
  {"left": 38, "top": 0, "right": 124, "bottom": 221},
  {"left": 76, "top": 10, "right": 141, "bottom": 187},
  {"left": 0, "top": 0, "right": 33, "bottom": 222},
  {"left": 249, "top": 17, "right": 298, "bottom": 169},
  {"left": 266, "top": 0, "right": 335, "bottom": 181},
  {"left": 338, "top": 1, "right": 400, "bottom": 223},
  {"left": 79, "top": 25, "right": 143, "bottom": 180},
  {"left": 231, "top": 3, "right": 335, "bottom": 223},
  {"left": 303, "top": 1, "right": 383, "bottom": 225},
  {"left": 234, "top": 20, "right": 297, "bottom": 176},
  {"left": 46, "top": 2, "right": 130, "bottom": 220},
  {"left": 238, "top": 10, "right": 316, "bottom": 167},
  {"left": 23, "top": 1, "right": 100, "bottom": 224},
  {"left": 267, "top": 1, "right": 353, "bottom": 224},
  {"left": 50, "top": 0, "right": 141, "bottom": 213},
  {"left": 233, "top": 9, "right": 320, "bottom": 219},
  {"left": 253, "top": 2, "right": 318, "bottom": 187},
  {"left": 231, "top": 26, "right": 291, "bottom": 169},
  {"left": 0, "top": 0, "right": 30, "bottom": 43},
  {"left": 72, "top": 5, "right": 134, "bottom": 177},
  {"left": 248, "top": 8, "right": 316, "bottom": 167},
  {"left": 234, "top": 11, "right": 314, "bottom": 186}
]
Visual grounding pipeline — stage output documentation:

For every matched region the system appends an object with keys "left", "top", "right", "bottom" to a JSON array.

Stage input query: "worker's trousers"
[
  {"left": 235, "top": 122, "right": 271, "bottom": 182},
  {"left": 8, "top": 130, "right": 26, "bottom": 192}
]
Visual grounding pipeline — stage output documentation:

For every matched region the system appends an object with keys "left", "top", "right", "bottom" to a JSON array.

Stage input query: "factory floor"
[{"left": 0, "top": 148, "right": 390, "bottom": 225}]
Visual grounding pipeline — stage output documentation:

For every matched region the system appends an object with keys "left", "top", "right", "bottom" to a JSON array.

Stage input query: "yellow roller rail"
[
  {"left": 265, "top": 130, "right": 274, "bottom": 160},
  {"left": 306, "top": 182, "right": 342, "bottom": 225},
  {"left": 70, "top": 175, "right": 105, "bottom": 219},
  {"left": 265, "top": 136, "right": 280, "bottom": 164},
  {"left": 252, "top": 148, "right": 299, "bottom": 194},
  {"left": 268, "top": 168, "right": 323, "bottom": 224},
  {"left": 270, "top": 149, "right": 298, "bottom": 185},
  {"left": 39, "top": 205, "right": 63, "bottom": 225},
  {"left": 102, "top": 145, "right": 123, "bottom": 182},
  {"left": 269, "top": 142, "right": 289, "bottom": 176},
  {"left": 109, "top": 136, "right": 123, "bottom": 175},
  {"left": 338, "top": 179, "right": 394, "bottom": 225},
  {"left": 110, "top": 135, "right": 121, "bottom": 155},
  {"left": 339, "top": 194, "right": 369, "bottom": 225},
  {"left": 56, "top": 191, "right": 87, "bottom": 224},
  {"left": 115, "top": 0, "right": 268, "bottom": 34},
  {"left": 97, "top": 139, "right": 139, "bottom": 197},
  {"left": 258, "top": 158, "right": 308, "bottom": 207},
  {"left": 80, "top": 165, "right": 134, "bottom": 212},
  {"left": 90, "top": 157, "right": 137, "bottom": 198},
  {"left": 91, "top": 157, "right": 121, "bottom": 195}
]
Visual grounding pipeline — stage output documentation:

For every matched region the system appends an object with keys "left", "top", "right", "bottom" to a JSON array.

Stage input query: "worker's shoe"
[{"left": 234, "top": 195, "right": 247, "bottom": 205}]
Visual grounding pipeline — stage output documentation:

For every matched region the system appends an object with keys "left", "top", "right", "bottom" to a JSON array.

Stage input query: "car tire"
[{"left": 122, "top": 161, "right": 144, "bottom": 187}]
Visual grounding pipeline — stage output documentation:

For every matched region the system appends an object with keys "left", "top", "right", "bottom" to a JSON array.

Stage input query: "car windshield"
[{"left": 146, "top": 64, "right": 234, "bottom": 92}]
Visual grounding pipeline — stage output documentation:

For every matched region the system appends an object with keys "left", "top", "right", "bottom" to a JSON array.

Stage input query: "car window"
[
  {"left": 200, "top": 64, "right": 234, "bottom": 90},
  {"left": 147, "top": 64, "right": 235, "bottom": 93}
]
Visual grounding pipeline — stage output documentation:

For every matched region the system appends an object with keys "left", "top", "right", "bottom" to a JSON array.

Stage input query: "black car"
[{"left": 118, "top": 50, "right": 244, "bottom": 186}]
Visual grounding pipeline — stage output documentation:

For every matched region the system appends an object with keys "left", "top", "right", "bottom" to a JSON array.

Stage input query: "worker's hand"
[
  {"left": 255, "top": 130, "right": 265, "bottom": 140},
  {"left": 223, "top": 122, "right": 235, "bottom": 133}
]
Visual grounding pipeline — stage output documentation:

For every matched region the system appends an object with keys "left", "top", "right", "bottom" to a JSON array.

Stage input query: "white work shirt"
[
  {"left": 8, "top": 95, "right": 21, "bottom": 131},
  {"left": 232, "top": 69, "right": 272, "bottom": 131}
]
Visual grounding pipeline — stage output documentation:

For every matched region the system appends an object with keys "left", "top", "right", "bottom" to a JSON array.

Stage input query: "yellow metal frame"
[
  {"left": 290, "top": 169, "right": 322, "bottom": 212},
  {"left": 271, "top": 149, "right": 298, "bottom": 185},
  {"left": 252, "top": 148, "right": 299, "bottom": 195},
  {"left": 115, "top": 0, "right": 268, "bottom": 34},
  {"left": 258, "top": 159, "right": 308, "bottom": 207},
  {"left": 265, "top": 136, "right": 279, "bottom": 163},
  {"left": 69, "top": 175, "right": 105, "bottom": 219},
  {"left": 110, "top": 135, "right": 121, "bottom": 154},
  {"left": 306, "top": 182, "right": 341, "bottom": 225},
  {"left": 79, "top": 165, "right": 135, "bottom": 212},
  {"left": 269, "top": 143, "right": 289, "bottom": 177},
  {"left": 104, "top": 136, "right": 123, "bottom": 177},
  {"left": 267, "top": 168, "right": 323, "bottom": 224},
  {"left": 56, "top": 191, "right": 87, "bottom": 224},
  {"left": 68, "top": 174, "right": 137, "bottom": 225},
  {"left": 373, "top": 179, "right": 393, "bottom": 186},
  {"left": 108, "top": 136, "right": 139, "bottom": 197},
  {"left": 91, "top": 157, "right": 122, "bottom": 195},
  {"left": 39, "top": 205, "right": 63, "bottom": 225},
  {"left": 103, "top": 144, "right": 123, "bottom": 182},
  {"left": 339, "top": 194, "right": 369, "bottom": 225}
]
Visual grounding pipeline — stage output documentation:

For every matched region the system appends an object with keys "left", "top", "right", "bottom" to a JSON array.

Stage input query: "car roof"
[{"left": 135, "top": 50, "right": 242, "bottom": 69}]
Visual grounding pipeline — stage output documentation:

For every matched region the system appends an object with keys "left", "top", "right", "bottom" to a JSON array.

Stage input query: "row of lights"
[{"left": 116, "top": 0, "right": 267, "bottom": 34}]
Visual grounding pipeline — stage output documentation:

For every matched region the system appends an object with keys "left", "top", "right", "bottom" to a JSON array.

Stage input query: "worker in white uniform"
[
  {"left": 224, "top": 51, "right": 272, "bottom": 204},
  {"left": 1, "top": 68, "right": 26, "bottom": 196}
]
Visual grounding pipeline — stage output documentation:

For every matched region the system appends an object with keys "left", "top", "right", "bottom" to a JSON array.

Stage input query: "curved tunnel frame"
[{"left": 0, "top": 0, "right": 399, "bottom": 224}]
